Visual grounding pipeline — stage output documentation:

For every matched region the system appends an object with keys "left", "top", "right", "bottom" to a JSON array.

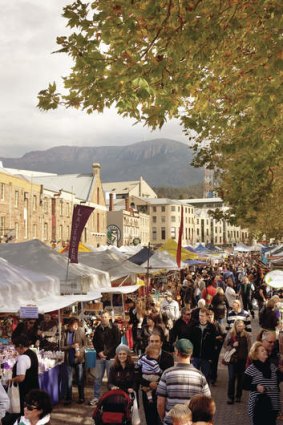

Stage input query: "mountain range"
[{"left": 0, "top": 138, "right": 203, "bottom": 187}]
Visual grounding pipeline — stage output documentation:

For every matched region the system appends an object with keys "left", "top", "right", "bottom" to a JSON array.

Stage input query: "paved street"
[{"left": 51, "top": 316, "right": 282, "bottom": 425}]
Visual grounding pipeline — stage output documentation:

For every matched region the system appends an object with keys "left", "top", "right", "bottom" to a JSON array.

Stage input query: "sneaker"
[
  {"left": 227, "top": 399, "right": 234, "bottom": 405},
  {"left": 89, "top": 398, "right": 98, "bottom": 406}
]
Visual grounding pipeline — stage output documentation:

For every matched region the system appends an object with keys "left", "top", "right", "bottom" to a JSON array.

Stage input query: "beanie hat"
[{"left": 115, "top": 344, "right": 131, "bottom": 355}]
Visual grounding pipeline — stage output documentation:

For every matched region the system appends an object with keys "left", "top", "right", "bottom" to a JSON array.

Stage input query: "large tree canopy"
[{"left": 38, "top": 0, "right": 283, "bottom": 238}]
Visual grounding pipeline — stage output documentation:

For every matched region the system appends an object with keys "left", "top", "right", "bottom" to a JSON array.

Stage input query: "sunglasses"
[{"left": 24, "top": 403, "right": 39, "bottom": 411}]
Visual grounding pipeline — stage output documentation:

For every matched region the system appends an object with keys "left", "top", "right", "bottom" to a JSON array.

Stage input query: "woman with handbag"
[
  {"left": 243, "top": 342, "right": 281, "bottom": 425},
  {"left": 223, "top": 319, "right": 251, "bottom": 404}
]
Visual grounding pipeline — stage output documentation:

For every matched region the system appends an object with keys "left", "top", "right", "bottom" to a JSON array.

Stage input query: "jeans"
[
  {"left": 227, "top": 360, "right": 245, "bottom": 401},
  {"left": 94, "top": 359, "right": 112, "bottom": 399},
  {"left": 65, "top": 363, "right": 85, "bottom": 401},
  {"left": 192, "top": 358, "right": 211, "bottom": 383}
]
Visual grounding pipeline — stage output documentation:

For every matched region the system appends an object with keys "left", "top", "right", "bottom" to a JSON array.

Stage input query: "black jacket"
[
  {"left": 188, "top": 322, "right": 216, "bottom": 360},
  {"left": 92, "top": 322, "right": 121, "bottom": 359},
  {"left": 169, "top": 318, "right": 190, "bottom": 349}
]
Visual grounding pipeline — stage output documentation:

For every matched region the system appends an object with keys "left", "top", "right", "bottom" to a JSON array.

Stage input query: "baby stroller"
[{"left": 92, "top": 389, "right": 133, "bottom": 425}]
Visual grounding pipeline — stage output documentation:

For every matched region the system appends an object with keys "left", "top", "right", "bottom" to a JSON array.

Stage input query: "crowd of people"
[{"left": 1, "top": 256, "right": 282, "bottom": 425}]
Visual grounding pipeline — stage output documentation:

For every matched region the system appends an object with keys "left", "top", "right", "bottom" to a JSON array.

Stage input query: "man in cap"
[{"left": 157, "top": 339, "right": 210, "bottom": 425}]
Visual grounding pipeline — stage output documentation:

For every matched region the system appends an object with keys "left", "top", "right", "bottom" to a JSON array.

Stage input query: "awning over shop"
[{"left": 0, "top": 239, "right": 111, "bottom": 293}]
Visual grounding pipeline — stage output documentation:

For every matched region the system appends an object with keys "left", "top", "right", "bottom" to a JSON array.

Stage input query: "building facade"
[{"left": 0, "top": 163, "right": 107, "bottom": 247}]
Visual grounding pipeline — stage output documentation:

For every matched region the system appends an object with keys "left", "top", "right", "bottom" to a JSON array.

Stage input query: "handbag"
[
  {"left": 222, "top": 347, "right": 236, "bottom": 365},
  {"left": 7, "top": 382, "right": 21, "bottom": 414}
]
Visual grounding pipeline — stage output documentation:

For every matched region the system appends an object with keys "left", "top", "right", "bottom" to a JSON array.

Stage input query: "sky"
[{"left": 0, "top": 1, "right": 187, "bottom": 158}]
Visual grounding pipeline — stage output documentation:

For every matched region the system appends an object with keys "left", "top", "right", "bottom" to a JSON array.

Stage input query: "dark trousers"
[
  {"left": 210, "top": 344, "right": 223, "bottom": 383},
  {"left": 227, "top": 360, "right": 245, "bottom": 401},
  {"left": 64, "top": 363, "right": 85, "bottom": 401},
  {"left": 142, "top": 390, "right": 162, "bottom": 425},
  {"left": 192, "top": 358, "right": 211, "bottom": 383}
]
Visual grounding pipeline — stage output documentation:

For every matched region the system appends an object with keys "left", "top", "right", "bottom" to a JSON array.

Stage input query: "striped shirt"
[
  {"left": 157, "top": 363, "right": 211, "bottom": 425},
  {"left": 243, "top": 362, "right": 280, "bottom": 417},
  {"left": 137, "top": 355, "right": 162, "bottom": 376},
  {"left": 226, "top": 308, "right": 252, "bottom": 332}
]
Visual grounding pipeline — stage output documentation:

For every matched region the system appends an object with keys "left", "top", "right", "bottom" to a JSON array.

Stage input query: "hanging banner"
[
  {"left": 176, "top": 206, "right": 184, "bottom": 268},
  {"left": 69, "top": 205, "right": 94, "bottom": 263}
]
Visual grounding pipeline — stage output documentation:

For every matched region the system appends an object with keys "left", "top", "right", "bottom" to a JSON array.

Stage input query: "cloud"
[{"left": 0, "top": 0, "right": 187, "bottom": 158}]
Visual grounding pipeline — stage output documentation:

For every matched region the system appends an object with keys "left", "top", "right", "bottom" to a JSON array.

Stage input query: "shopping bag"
[
  {"left": 222, "top": 348, "right": 236, "bottom": 365},
  {"left": 7, "top": 383, "right": 21, "bottom": 414},
  {"left": 131, "top": 391, "right": 141, "bottom": 425}
]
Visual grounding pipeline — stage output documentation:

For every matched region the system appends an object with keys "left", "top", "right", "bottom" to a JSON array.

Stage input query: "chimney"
[
  {"left": 125, "top": 196, "right": 129, "bottom": 212},
  {"left": 109, "top": 193, "right": 114, "bottom": 211},
  {"left": 92, "top": 163, "right": 101, "bottom": 178}
]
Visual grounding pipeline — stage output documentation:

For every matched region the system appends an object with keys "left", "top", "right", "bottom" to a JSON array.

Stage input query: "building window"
[
  {"left": 152, "top": 227, "right": 157, "bottom": 240},
  {"left": 197, "top": 219, "right": 199, "bottom": 225},
  {"left": 161, "top": 206, "right": 165, "bottom": 212},
  {"left": 33, "top": 195, "right": 37, "bottom": 211},
  {"left": 171, "top": 227, "right": 176, "bottom": 238},
  {"left": 197, "top": 228, "right": 200, "bottom": 236},
  {"left": 0, "top": 183, "right": 4, "bottom": 201},
  {"left": 161, "top": 216, "right": 165, "bottom": 223},
  {"left": 44, "top": 198, "right": 48, "bottom": 214},
  {"left": 33, "top": 224, "right": 37, "bottom": 238},
  {"left": 15, "top": 191, "right": 19, "bottom": 207},
  {"left": 0, "top": 216, "right": 5, "bottom": 236},
  {"left": 171, "top": 216, "right": 176, "bottom": 222},
  {"left": 66, "top": 203, "right": 70, "bottom": 217},
  {"left": 15, "top": 222, "right": 19, "bottom": 240},
  {"left": 60, "top": 201, "right": 63, "bottom": 216},
  {"left": 59, "top": 225, "right": 63, "bottom": 240},
  {"left": 97, "top": 213, "right": 100, "bottom": 233},
  {"left": 152, "top": 206, "right": 156, "bottom": 212},
  {"left": 152, "top": 216, "right": 157, "bottom": 223},
  {"left": 97, "top": 188, "right": 100, "bottom": 204},
  {"left": 171, "top": 206, "right": 175, "bottom": 212},
  {"left": 43, "top": 223, "right": 48, "bottom": 241},
  {"left": 161, "top": 227, "right": 166, "bottom": 240}
]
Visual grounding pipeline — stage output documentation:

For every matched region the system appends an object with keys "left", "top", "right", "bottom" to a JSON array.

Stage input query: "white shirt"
[
  {"left": 16, "top": 354, "right": 31, "bottom": 376},
  {"left": 225, "top": 286, "right": 237, "bottom": 308}
]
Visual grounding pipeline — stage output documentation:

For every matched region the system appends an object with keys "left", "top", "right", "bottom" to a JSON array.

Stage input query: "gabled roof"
[
  {"left": 103, "top": 180, "right": 141, "bottom": 195},
  {"left": 30, "top": 174, "right": 95, "bottom": 201}
]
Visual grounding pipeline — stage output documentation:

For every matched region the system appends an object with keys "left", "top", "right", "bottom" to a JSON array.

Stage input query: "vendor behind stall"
[{"left": 11, "top": 320, "right": 39, "bottom": 347}]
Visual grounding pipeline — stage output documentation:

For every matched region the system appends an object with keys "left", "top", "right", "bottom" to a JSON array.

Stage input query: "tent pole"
[{"left": 58, "top": 308, "right": 62, "bottom": 350}]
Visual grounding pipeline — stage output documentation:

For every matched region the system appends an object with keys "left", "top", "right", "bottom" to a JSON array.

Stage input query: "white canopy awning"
[{"left": 0, "top": 239, "right": 111, "bottom": 293}]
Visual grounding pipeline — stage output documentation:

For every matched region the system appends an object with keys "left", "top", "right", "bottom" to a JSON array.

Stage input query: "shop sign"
[
  {"left": 19, "top": 306, "right": 39, "bottom": 319},
  {"left": 107, "top": 224, "right": 121, "bottom": 245}
]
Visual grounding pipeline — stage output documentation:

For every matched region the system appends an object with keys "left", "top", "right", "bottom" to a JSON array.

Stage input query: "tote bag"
[
  {"left": 222, "top": 348, "right": 236, "bottom": 365},
  {"left": 7, "top": 383, "right": 21, "bottom": 414}
]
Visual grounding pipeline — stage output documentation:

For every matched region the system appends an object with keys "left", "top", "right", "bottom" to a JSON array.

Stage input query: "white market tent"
[
  {"left": 141, "top": 250, "right": 183, "bottom": 270},
  {"left": 233, "top": 243, "right": 251, "bottom": 252},
  {"left": 78, "top": 250, "right": 146, "bottom": 281},
  {"left": 0, "top": 239, "right": 111, "bottom": 294},
  {"left": 0, "top": 257, "right": 102, "bottom": 313}
]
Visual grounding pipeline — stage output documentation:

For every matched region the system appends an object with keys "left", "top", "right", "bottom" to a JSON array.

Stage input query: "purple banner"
[{"left": 68, "top": 205, "right": 94, "bottom": 263}]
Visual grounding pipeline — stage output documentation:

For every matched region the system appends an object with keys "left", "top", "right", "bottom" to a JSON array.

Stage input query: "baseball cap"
[{"left": 175, "top": 338, "right": 193, "bottom": 355}]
